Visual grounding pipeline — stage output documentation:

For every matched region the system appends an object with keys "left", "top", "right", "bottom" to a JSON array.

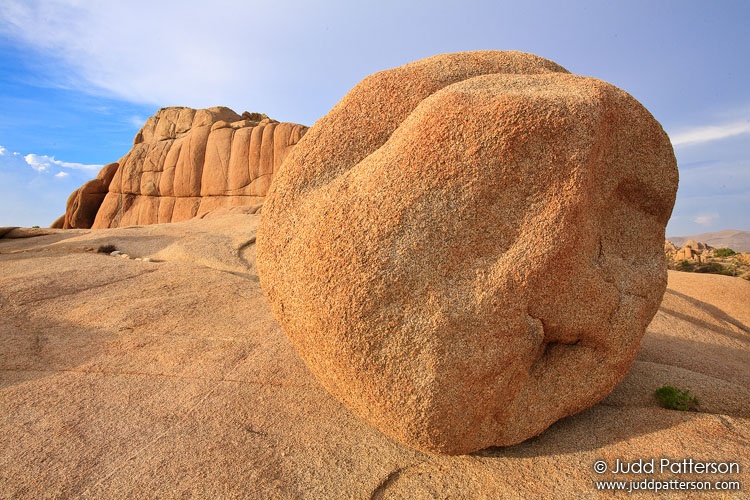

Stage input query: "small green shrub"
[
  {"left": 31, "top": 225, "right": 40, "bottom": 228},
  {"left": 676, "top": 260, "right": 695, "bottom": 272},
  {"left": 654, "top": 385, "right": 700, "bottom": 411},
  {"left": 694, "top": 262, "right": 734, "bottom": 276},
  {"left": 97, "top": 244, "right": 117, "bottom": 254},
  {"left": 713, "top": 247, "right": 736, "bottom": 257}
]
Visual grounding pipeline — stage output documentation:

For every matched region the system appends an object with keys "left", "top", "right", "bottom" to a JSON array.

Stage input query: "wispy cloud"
[
  {"left": 693, "top": 213, "right": 719, "bottom": 226},
  {"left": 1, "top": 145, "right": 101, "bottom": 176},
  {"left": 24, "top": 153, "right": 101, "bottom": 172},
  {"left": 0, "top": 1, "right": 359, "bottom": 125},
  {"left": 0, "top": 144, "right": 96, "bottom": 227},
  {"left": 128, "top": 115, "right": 147, "bottom": 128},
  {"left": 670, "top": 120, "right": 750, "bottom": 148}
]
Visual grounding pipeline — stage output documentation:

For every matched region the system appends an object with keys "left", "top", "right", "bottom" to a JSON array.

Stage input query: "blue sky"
[{"left": 0, "top": 1, "right": 748, "bottom": 236}]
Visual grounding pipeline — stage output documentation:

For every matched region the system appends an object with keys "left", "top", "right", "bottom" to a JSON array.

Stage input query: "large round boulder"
[{"left": 256, "top": 51, "right": 678, "bottom": 454}]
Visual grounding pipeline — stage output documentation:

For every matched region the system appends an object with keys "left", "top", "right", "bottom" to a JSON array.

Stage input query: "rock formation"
[
  {"left": 665, "top": 239, "right": 750, "bottom": 278},
  {"left": 52, "top": 163, "right": 119, "bottom": 229},
  {"left": 682, "top": 239, "right": 712, "bottom": 252},
  {"left": 675, "top": 246, "right": 702, "bottom": 262},
  {"left": 256, "top": 51, "right": 679, "bottom": 454},
  {"left": 666, "top": 239, "right": 715, "bottom": 262},
  {"left": 53, "top": 106, "right": 308, "bottom": 228},
  {"left": 668, "top": 229, "right": 750, "bottom": 253}
]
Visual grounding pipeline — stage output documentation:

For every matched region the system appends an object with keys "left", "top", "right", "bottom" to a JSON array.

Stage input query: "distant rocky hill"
[
  {"left": 52, "top": 106, "right": 308, "bottom": 229},
  {"left": 665, "top": 238, "right": 750, "bottom": 280},
  {"left": 668, "top": 229, "right": 750, "bottom": 253}
]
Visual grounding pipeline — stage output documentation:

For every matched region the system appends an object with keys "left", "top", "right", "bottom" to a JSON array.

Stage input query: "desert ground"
[{"left": 1, "top": 207, "right": 748, "bottom": 498}]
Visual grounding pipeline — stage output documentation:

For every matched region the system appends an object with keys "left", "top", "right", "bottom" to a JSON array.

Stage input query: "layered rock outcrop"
[
  {"left": 54, "top": 106, "right": 308, "bottom": 228},
  {"left": 52, "top": 162, "right": 119, "bottom": 229},
  {"left": 257, "top": 51, "right": 679, "bottom": 454},
  {"left": 666, "top": 239, "right": 715, "bottom": 262},
  {"left": 664, "top": 240, "right": 678, "bottom": 253}
]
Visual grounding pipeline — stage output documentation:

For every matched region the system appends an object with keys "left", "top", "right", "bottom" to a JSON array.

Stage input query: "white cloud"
[
  {"left": 0, "top": 144, "right": 92, "bottom": 227},
  {"left": 129, "top": 115, "right": 147, "bottom": 128},
  {"left": 693, "top": 213, "right": 719, "bottom": 226},
  {"left": 0, "top": 1, "right": 362, "bottom": 125},
  {"left": 0, "top": 146, "right": 5, "bottom": 155},
  {"left": 0, "top": 148, "right": 25, "bottom": 173},
  {"left": 24, "top": 153, "right": 101, "bottom": 173},
  {"left": 670, "top": 120, "right": 750, "bottom": 148},
  {"left": 23, "top": 154, "right": 49, "bottom": 172}
]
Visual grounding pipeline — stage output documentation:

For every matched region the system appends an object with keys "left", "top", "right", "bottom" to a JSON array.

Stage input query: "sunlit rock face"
[
  {"left": 256, "top": 51, "right": 679, "bottom": 455},
  {"left": 55, "top": 106, "right": 308, "bottom": 229}
]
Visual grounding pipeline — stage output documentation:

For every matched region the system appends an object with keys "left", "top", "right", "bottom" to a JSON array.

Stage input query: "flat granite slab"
[{"left": 1, "top": 210, "right": 748, "bottom": 498}]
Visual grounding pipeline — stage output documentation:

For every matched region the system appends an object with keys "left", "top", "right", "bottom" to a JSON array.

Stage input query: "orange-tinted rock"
[
  {"left": 57, "top": 106, "right": 308, "bottom": 229},
  {"left": 50, "top": 214, "right": 65, "bottom": 229},
  {"left": 56, "top": 162, "right": 119, "bottom": 229},
  {"left": 671, "top": 240, "right": 713, "bottom": 262},
  {"left": 257, "top": 51, "right": 679, "bottom": 454},
  {"left": 682, "top": 239, "right": 712, "bottom": 252},
  {"left": 675, "top": 246, "right": 698, "bottom": 261}
]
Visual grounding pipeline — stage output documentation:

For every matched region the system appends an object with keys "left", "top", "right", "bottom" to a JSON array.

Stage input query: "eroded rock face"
[
  {"left": 55, "top": 163, "right": 119, "bottom": 229},
  {"left": 256, "top": 51, "right": 679, "bottom": 454},
  {"left": 54, "top": 106, "right": 308, "bottom": 228}
]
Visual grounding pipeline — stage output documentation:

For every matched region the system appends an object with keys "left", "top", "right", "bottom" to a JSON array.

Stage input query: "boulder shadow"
[
  {"left": 475, "top": 330, "right": 748, "bottom": 459},
  {"left": 661, "top": 289, "right": 749, "bottom": 341},
  {"left": 474, "top": 402, "right": 698, "bottom": 459}
]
